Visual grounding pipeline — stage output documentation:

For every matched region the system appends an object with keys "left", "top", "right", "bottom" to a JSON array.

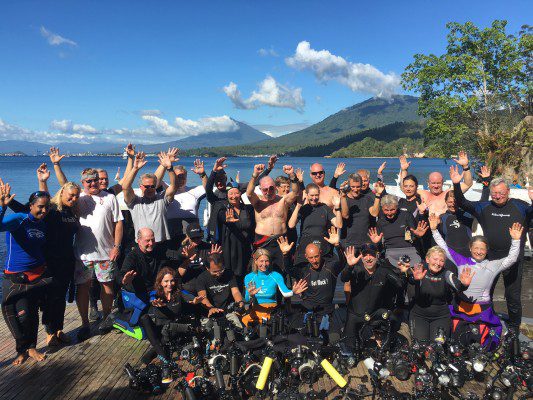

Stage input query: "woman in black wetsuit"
[
  {"left": 139, "top": 267, "right": 204, "bottom": 383},
  {"left": 289, "top": 183, "right": 342, "bottom": 266},
  {"left": 216, "top": 183, "right": 254, "bottom": 290},
  {"left": 408, "top": 246, "right": 474, "bottom": 343}
]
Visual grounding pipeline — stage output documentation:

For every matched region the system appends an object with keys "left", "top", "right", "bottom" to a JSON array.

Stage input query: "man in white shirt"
[{"left": 74, "top": 168, "right": 123, "bottom": 340}]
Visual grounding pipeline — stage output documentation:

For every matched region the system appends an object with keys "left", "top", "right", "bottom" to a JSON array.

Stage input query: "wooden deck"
[{"left": 1, "top": 304, "right": 530, "bottom": 399}]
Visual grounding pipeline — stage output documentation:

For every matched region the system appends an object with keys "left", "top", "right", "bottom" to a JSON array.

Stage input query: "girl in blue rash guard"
[
  {"left": 0, "top": 181, "right": 51, "bottom": 366},
  {"left": 242, "top": 248, "right": 307, "bottom": 326}
]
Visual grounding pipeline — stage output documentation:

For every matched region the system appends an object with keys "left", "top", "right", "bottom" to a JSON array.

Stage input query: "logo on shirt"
[
  {"left": 450, "top": 220, "right": 461, "bottom": 229},
  {"left": 209, "top": 283, "right": 229, "bottom": 293},
  {"left": 311, "top": 278, "right": 328, "bottom": 287},
  {"left": 491, "top": 213, "right": 511, "bottom": 218},
  {"left": 27, "top": 229, "right": 45, "bottom": 239}
]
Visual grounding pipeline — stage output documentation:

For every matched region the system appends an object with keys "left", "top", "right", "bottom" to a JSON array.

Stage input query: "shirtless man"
[
  {"left": 400, "top": 151, "right": 472, "bottom": 216},
  {"left": 310, "top": 163, "right": 338, "bottom": 209},
  {"left": 247, "top": 163, "right": 300, "bottom": 270}
]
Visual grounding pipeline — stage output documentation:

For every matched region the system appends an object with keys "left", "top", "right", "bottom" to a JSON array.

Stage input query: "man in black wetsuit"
[
  {"left": 451, "top": 168, "right": 533, "bottom": 334},
  {"left": 340, "top": 243, "right": 408, "bottom": 355}
]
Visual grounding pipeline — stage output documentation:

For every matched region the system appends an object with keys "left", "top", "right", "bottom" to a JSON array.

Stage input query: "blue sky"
[{"left": 0, "top": 0, "right": 530, "bottom": 144}]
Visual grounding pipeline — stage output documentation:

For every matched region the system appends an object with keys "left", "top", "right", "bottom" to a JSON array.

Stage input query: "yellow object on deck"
[
  {"left": 321, "top": 358, "right": 347, "bottom": 388},
  {"left": 256, "top": 356, "right": 274, "bottom": 390}
]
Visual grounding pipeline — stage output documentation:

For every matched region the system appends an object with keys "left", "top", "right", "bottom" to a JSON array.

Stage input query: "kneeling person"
[{"left": 196, "top": 254, "right": 244, "bottom": 329}]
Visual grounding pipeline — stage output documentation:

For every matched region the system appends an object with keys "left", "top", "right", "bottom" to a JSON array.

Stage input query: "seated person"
[
  {"left": 196, "top": 253, "right": 245, "bottom": 329},
  {"left": 139, "top": 267, "right": 203, "bottom": 383},
  {"left": 242, "top": 248, "right": 307, "bottom": 327},
  {"left": 430, "top": 214, "right": 522, "bottom": 351}
]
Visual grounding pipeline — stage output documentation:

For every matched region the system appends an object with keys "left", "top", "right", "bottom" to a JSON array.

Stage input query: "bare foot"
[
  {"left": 47, "top": 333, "right": 61, "bottom": 347},
  {"left": 28, "top": 348, "right": 46, "bottom": 362},
  {"left": 12, "top": 352, "right": 27, "bottom": 366}
]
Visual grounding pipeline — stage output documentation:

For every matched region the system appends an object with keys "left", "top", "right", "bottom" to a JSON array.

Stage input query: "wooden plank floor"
[{"left": 1, "top": 304, "right": 530, "bottom": 399}]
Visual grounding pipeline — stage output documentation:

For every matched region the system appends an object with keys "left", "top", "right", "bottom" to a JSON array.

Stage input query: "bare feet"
[
  {"left": 28, "top": 348, "right": 46, "bottom": 362},
  {"left": 47, "top": 333, "right": 61, "bottom": 347},
  {"left": 12, "top": 352, "right": 27, "bottom": 366},
  {"left": 56, "top": 331, "right": 71, "bottom": 344}
]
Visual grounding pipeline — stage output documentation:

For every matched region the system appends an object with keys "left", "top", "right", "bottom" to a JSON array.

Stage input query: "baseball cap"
[{"left": 186, "top": 222, "right": 204, "bottom": 239}]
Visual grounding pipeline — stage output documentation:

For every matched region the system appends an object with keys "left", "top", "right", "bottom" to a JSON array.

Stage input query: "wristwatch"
[
  {"left": 463, "top": 165, "right": 471, "bottom": 171},
  {"left": 166, "top": 166, "right": 174, "bottom": 172}
]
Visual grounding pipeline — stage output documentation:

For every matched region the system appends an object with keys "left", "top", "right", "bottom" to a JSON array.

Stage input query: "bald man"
[
  {"left": 310, "top": 163, "right": 340, "bottom": 209},
  {"left": 400, "top": 152, "right": 473, "bottom": 216},
  {"left": 247, "top": 163, "right": 300, "bottom": 270}
]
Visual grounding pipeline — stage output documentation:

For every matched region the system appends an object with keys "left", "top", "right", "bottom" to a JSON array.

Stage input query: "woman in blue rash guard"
[
  {"left": 0, "top": 180, "right": 51, "bottom": 365},
  {"left": 242, "top": 248, "right": 308, "bottom": 326}
]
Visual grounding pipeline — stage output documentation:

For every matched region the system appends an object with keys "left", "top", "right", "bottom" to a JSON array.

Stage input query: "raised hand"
[
  {"left": 121, "top": 270, "right": 137, "bottom": 285},
  {"left": 334, "top": 162, "right": 346, "bottom": 178},
  {"left": 210, "top": 243, "right": 223, "bottom": 255},
  {"left": 377, "top": 161, "right": 387, "bottom": 175},
  {"left": 0, "top": 179, "right": 15, "bottom": 207},
  {"left": 235, "top": 171, "right": 240, "bottom": 183},
  {"left": 36, "top": 163, "right": 50, "bottom": 182},
  {"left": 114, "top": 167, "right": 121, "bottom": 181},
  {"left": 292, "top": 279, "right": 308, "bottom": 295},
  {"left": 324, "top": 226, "right": 340, "bottom": 246},
  {"left": 411, "top": 263, "right": 426, "bottom": 280},
  {"left": 459, "top": 266, "right": 475, "bottom": 287},
  {"left": 225, "top": 208, "right": 239, "bottom": 223},
  {"left": 191, "top": 159, "right": 205, "bottom": 175},
  {"left": 411, "top": 220, "right": 429, "bottom": 237},
  {"left": 253, "top": 164, "right": 265, "bottom": 178},
  {"left": 374, "top": 181, "right": 385, "bottom": 196},
  {"left": 428, "top": 213, "right": 441, "bottom": 231},
  {"left": 397, "top": 260, "right": 410, "bottom": 274},
  {"left": 509, "top": 223, "right": 523, "bottom": 240},
  {"left": 213, "top": 157, "right": 228, "bottom": 172},
  {"left": 247, "top": 281, "right": 261, "bottom": 297},
  {"left": 479, "top": 165, "right": 491, "bottom": 179},
  {"left": 277, "top": 236, "right": 294, "bottom": 255},
  {"left": 49, "top": 147, "right": 65, "bottom": 164},
  {"left": 267, "top": 155, "right": 278, "bottom": 170},
  {"left": 452, "top": 151, "right": 469, "bottom": 168},
  {"left": 189, "top": 294, "right": 205, "bottom": 305},
  {"left": 449, "top": 165, "right": 464, "bottom": 184},
  {"left": 295, "top": 168, "right": 304, "bottom": 183},
  {"left": 133, "top": 152, "right": 147, "bottom": 170},
  {"left": 181, "top": 243, "right": 198, "bottom": 261},
  {"left": 125, "top": 143, "right": 136, "bottom": 158},
  {"left": 166, "top": 147, "right": 179, "bottom": 163},
  {"left": 282, "top": 165, "right": 294, "bottom": 176},
  {"left": 158, "top": 151, "right": 172, "bottom": 169},
  {"left": 416, "top": 199, "right": 428, "bottom": 214},
  {"left": 151, "top": 298, "right": 165, "bottom": 308},
  {"left": 344, "top": 246, "right": 362, "bottom": 267},
  {"left": 368, "top": 227, "right": 383, "bottom": 244},
  {"left": 399, "top": 155, "right": 411, "bottom": 171}
]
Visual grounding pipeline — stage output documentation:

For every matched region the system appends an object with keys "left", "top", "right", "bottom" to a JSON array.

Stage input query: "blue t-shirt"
[
  {"left": 244, "top": 270, "right": 292, "bottom": 304},
  {"left": 1, "top": 207, "right": 46, "bottom": 272}
]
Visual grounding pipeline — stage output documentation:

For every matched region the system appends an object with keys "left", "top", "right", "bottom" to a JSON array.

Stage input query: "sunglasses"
[
  {"left": 261, "top": 186, "right": 275, "bottom": 192},
  {"left": 311, "top": 171, "right": 325, "bottom": 176},
  {"left": 142, "top": 184, "right": 156, "bottom": 189},
  {"left": 84, "top": 179, "right": 98, "bottom": 184},
  {"left": 360, "top": 243, "right": 379, "bottom": 253},
  {"left": 29, "top": 190, "right": 50, "bottom": 203}
]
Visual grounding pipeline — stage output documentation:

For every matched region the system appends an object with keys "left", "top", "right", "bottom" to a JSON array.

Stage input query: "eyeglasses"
[
  {"left": 490, "top": 191, "right": 508, "bottom": 196},
  {"left": 311, "top": 171, "right": 325, "bottom": 176},
  {"left": 261, "top": 186, "right": 275, "bottom": 192},
  {"left": 360, "top": 243, "right": 378, "bottom": 253},
  {"left": 211, "top": 268, "right": 225, "bottom": 274},
  {"left": 84, "top": 179, "right": 98, "bottom": 184},
  {"left": 99, "top": 177, "right": 109, "bottom": 181},
  {"left": 142, "top": 184, "right": 156, "bottom": 189}
]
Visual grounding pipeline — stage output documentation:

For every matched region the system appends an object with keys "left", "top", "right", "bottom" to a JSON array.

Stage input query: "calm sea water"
[{"left": 0, "top": 155, "right": 455, "bottom": 264}]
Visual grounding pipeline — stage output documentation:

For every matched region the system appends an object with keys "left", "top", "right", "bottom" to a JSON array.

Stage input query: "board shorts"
[{"left": 74, "top": 260, "right": 116, "bottom": 284}]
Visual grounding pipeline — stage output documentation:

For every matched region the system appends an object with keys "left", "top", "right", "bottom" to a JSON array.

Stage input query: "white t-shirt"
[
  {"left": 166, "top": 185, "right": 205, "bottom": 220},
  {"left": 74, "top": 190, "right": 124, "bottom": 262},
  {"left": 127, "top": 191, "right": 172, "bottom": 242}
]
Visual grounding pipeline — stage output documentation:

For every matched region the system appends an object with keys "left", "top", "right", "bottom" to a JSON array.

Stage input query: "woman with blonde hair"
[
  {"left": 407, "top": 244, "right": 474, "bottom": 344},
  {"left": 242, "top": 247, "right": 307, "bottom": 326}
]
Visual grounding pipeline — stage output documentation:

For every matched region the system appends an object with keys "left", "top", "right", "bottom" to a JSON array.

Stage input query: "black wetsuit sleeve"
[
  {"left": 340, "top": 265, "right": 355, "bottom": 283},
  {"left": 206, "top": 171, "right": 220, "bottom": 204},
  {"left": 329, "top": 176, "right": 338, "bottom": 189},
  {"left": 282, "top": 253, "right": 299, "bottom": 279},
  {"left": 444, "top": 270, "right": 468, "bottom": 292},
  {"left": 480, "top": 177, "right": 491, "bottom": 202},
  {"left": 7, "top": 199, "right": 29, "bottom": 213},
  {"left": 119, "top": 252, "right": 137, "bottom": 292},
  {"left": 257, "top": 167, "right": 271, "bottom": 181},
  {"left": 333, "top": 244, "right": 347, "bottom": 275},
  {"left": 386, "top": 268, "right": 407, "bottom": 290},
  {"left": 453, "top": 182, "right": 479, "bottom": 218}
]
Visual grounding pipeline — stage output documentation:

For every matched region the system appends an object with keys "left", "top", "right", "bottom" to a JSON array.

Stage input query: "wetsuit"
[
  {"left": 294, "top": 203, "right": 335, "bottom": 264},
  {"left": 0, "top": 207, "right": 49, "bottom": 355},
  {"left": 439, "top": 210, "right": 473, "bottom": 258},
  {"left": 453, "top": 181, "right": 532, "bottom": 331},
  {"left": 341, "top": 195, "right": 375, "bottom": 249},
  {"left": 215, "top": 203, "right": 253, "bottom": 289},
  {"left": 340, "top": 260, "right": 406, "bottom": 353},
  {"left": 376, "top": 209, "right": 421, "bottom": 265},
  {"left": 177, "top": 241, "right": 212, "bottom": 294},
  {"left": 408, "top": 267, "right": 467, "bottom": 343}
]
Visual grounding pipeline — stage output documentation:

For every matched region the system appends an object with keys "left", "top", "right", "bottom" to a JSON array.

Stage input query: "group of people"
[{"left": 0, "top": 146, "right": 531, "bottom": 375}]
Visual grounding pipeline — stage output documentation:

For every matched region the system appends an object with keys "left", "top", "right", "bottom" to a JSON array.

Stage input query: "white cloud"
[
  {"left": 286, "top": 41, "right": 400, "bottom": 98},
  {"left": 258, "top": 47, "right": 279, "bottom": 57},
  {"left": 40, "top": 26, "right": 78, "bottom": 47},
  {"left": 139, "top": 109, "right": 162, "bottom": 117},
  {"left": 140, "top": 115, "right": 238, "bottom": 137},
  {"left": 224, "top": 76, "right": 305, "bottom": 112},
  {"left": 50, "top": 119, "right": 98, "bottom": 134},
  {"left": 252, "top": 122, "right": 312, "bottom": 137},
  {"left": 0, "top": 118, "right": 97, "bottom": 143}
]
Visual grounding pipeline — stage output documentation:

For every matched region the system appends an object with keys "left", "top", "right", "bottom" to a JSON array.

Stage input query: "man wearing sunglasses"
[
  {"left": 310, "top": 163, "right": 339, "bottom": 210},
  {"left": 74, "top": 168, "right": 124, "bottom": 340},
  {"left": 247, "top": 163, "right": 300, "bottom": 271},
  {"left": 122, "top": 150, "right": 177, "bottom": 245}
]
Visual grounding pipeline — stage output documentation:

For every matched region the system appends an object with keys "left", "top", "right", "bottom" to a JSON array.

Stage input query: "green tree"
[{"left": 402, "top": 21, "right": 532, "bottom": 180}]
